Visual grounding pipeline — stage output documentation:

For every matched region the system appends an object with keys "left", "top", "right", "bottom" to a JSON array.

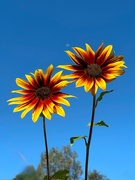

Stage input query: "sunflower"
[
  {"left": 7, "top": 64, "right": 74, "bottom": 122},
  {"left": 58, "top": 43, "right": 126, "bottom": 96}
]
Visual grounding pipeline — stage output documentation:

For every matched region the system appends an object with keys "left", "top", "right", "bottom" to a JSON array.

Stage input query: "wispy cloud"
[{"left": 18, "top": 151, "right": 29, "bottom": 165}]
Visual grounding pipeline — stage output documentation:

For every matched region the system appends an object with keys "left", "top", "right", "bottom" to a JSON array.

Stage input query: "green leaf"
[
  {"left": 44, "top": 170, "right": 69, "bottom": 180},
  {"left": 96, "top": 90, "right": 113, "bottom": 107},
  {"left": 51, "top": 170, "right": 69, "bottom": 180},
  {"left": 44, "top": 176, "right": 48, "bottom": 180},
  {"left": 70, "top": 136, "right": 87, "bottom": 146},
  {"left": 95, "top": 120, "right": 109, "bottom": 127},
  {"left": 88, "top": 120, "right": 109, "bottom": 127}
]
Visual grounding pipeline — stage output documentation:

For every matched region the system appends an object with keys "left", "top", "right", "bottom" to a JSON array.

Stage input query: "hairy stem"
[
  {"left": 85, "top": 95, "right": 96, "bottom": 180},
  {"left": 43, "top": 117, "right": 50, "bottom": 180}
]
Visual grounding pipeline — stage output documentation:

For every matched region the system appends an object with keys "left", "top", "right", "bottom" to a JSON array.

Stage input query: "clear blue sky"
[{"left": 0, "top": 0, "right": 134, "bottom": 179}]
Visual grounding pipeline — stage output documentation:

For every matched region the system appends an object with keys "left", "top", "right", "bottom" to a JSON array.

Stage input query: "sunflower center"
[
  {"left": 86, "top": 64, "right": 102, "bottom": 77},
  {"left": 35, "top": 87, "right": 51, "bottom": 100}
]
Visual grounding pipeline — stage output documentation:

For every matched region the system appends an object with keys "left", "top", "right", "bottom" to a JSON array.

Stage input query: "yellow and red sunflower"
[
  {"left": 58, "top": 43, "right": 126, "bottom": 96},
  {"left": 8, "top": 64, "right": 74, "bottom": 122}
]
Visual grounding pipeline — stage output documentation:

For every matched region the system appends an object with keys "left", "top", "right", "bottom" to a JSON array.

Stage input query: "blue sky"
[{"left": 0, "top": 0, "right": 135, "bottom": 179}]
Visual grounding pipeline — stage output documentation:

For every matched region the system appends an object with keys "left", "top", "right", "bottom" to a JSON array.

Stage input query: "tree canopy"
[
  {"left": 13, "top": 165, "right": 38, "bottom": 180},
  {"left": 13, "top": 146, "right": 109, "bottom": 180},
  {"left": 88, "top": 170, "right": 110, "bottom": 180},
  {"left": 38, "top": 145, "right": 83, "bottom": 180}
]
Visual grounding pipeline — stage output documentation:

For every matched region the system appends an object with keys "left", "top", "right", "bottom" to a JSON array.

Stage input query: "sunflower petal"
[
  {"left": 25, "top": 74, "right": 38, "bottom": 88},
  {"left": 44, "top": 64, "right": 54, "bottom": 85},
  {"left": 8, "top": 94, "right": 35, "bottom": 104},
  {"left": 8, "top": 101, "right": 25, "bottom": 105},
  {"left": 16, "top": 78, "right": 33, "bottom": 90},
  {"left": 85, "top": 43, "right": 95, "bottom": 63},
  {"left": 42, "top": 106, "right": 52, "bottom": 120},
  {"left": 76, "top": 74, "right": 87, "bottom": 87},
  {"left": 65, "top": 51, "right": 86, "bottom": 67},
  {"left": 95, "top": 77, "right": 106, "bottom": 91},
  {"left": 90, "top": 83, "right": 98, "bottom": 96},
  {"left": 32, "top": 100, "right": 43, "bottom": 122},
  {"left": 7, "top": 96, "right": 24, "bottom": 102},
  {"left": 84, "top": 77, "right": 94, "bottom": 92},
  {"left": 73, "top": 47, "right": 88, "bottom": 60},
  {"left": 101, "top": 73, "right": 116, "bottom": 80},
  {"left": 105, "top": 68, "right": 125, "bottom": 76},
  {"left": 13, "top": 103, "right": 29, "bottom": 112},
  {"left": 50, "top": 70, "right": 63, "bottom": 86},
  {"left": 57, "top": 65, "right": 83, "bottom": 71},
  {"left": 105, "top": 61, "right": 126, "bottom": 69},
  {"left": 21, "top": 98, "right": 39, "bottom": 118},
  {"left": 95, "top": 42, "right": 104, "bottom": 59},
  {"left": 97, "top": 45, "right": 113, "bottom": 65},
  {"left": 34, "top": 69, "right": 44, "bottom": 86},
  {"left": 54, "top": 104, "right": 65, "bottom": 117},
  {"left": 51, "top": 96, "right": 70, "bottom": 106},
  {"left": 44, "top": 99, "right": 55, "bottom": 113},
  {"left": 56, "top": 92, "right": 76, "bottom": 99},
  {"left": 51, "top": 80, "right": 70, "bottom": 92},
  {"left": 61, "top": 70, "right": 84, "bottom": 80},
  {"left": 11, "top": 90, "right": 29, "bottom": 95},
  {"left": 106, "top": 55, "right": 124, "bottom": 64}
]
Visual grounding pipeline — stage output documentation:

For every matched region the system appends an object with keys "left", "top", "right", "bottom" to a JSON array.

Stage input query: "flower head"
[
  {"left": 8, "top": 64, "right": 74, "bottom": 122},
  {"left": 58, "top": 43, "right": 127, "bottom": 95}
]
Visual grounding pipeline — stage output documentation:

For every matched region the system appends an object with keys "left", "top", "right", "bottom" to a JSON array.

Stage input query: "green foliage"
[
  {"left": 95, "top": 90, "right": 113, "bottom": 107},
  {"left": 14, "top": 146, "right": 82, "bottom": 180},
  {"left": 94, "top": 121, "right": 109, "bottom": 127},
  {"left": 88, "top": 120, "right": 109, "bottom": 128},
  {"left": 13, "top": 148, "right": 109, "bottom": 180},
  {"left": 44, "top": 170, "right": 69, "bottom": 180},
  {"left": 88, "top": 170, "right": 110, "bottom": 180},
  {"left": 70, "top": 136, "right": 87, "bottom": 146},
  {"left": 13, "top": 165, "right": 39, "bottom": 180},
  {"left": 39, "top": 145, "right": 83, "bottom": 180}
]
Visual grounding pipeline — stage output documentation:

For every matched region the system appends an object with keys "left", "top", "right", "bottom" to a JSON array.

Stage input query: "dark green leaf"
[
  {"left": 70, "top": 136, "right": 87, "bottom": 146},
  {"left": 88, "top": 120, "right": 109, "bottom": 127},
  {"left": 96, "top": 90, "right": 113, "bottom": 107},
  {"left": 51, "top": 170, "right": 69, "bottom": 180},
  {"left": 44, "top": 176, "right": 48, "bottom": 180},
  {"left": 95, "top": 120, "right": 109, "bottom": 127}
]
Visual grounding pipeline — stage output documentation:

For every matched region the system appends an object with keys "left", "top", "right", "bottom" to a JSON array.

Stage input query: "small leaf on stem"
[
  {"left": 88, "top": 120, "right": 109, "bottom": 127},
  {"left": 44, "top": 170, "right": 69, "bottom": 180},
  {"left": 51, "top": 170, "right": 69, "bottom": 180},
  {"left": 70, "top": 136, "right": 87, "bottom": 146},
  {"left": 95, "top": 90, "right": 113, "bottom": 107}
]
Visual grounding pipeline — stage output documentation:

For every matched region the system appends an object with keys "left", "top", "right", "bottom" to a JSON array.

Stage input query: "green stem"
[
  {"left": 85, "top": 95, "right": 96, "bottom": 180},
  {"left": 43, "top": 117, "right": 50, "bottom": 180}
]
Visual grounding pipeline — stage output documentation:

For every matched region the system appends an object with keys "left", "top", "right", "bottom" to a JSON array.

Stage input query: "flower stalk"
[
  {"left": 43, "top": 117, "right": 50, "bottom": 180},
  {"left": 85, "top": 95, "right": 96, "bottom": 180},
  {"left": 58, "top": 43, "right": 126, "bottom": 178}
]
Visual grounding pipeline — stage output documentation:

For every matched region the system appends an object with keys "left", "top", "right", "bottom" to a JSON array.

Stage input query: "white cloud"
[{"left": 18, "top": 151, "right": 29, "bottom": 165}]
